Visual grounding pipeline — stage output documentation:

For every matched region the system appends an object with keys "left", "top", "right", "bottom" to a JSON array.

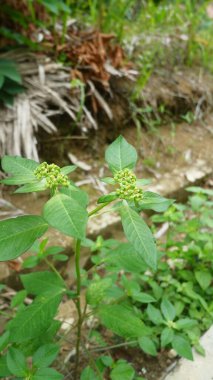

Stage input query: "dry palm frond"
[
  {"left": 0, "top": 49, "right": 136, "bottom": 160},
  {"left": 0, "top": 50, "right": 93, "bottom": 160}
]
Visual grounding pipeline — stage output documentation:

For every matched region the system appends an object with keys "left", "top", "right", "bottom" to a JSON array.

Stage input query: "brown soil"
[
  {"left": 3, "top": 114, "right": 213, "bottom": 210},
  {"left": 0, "top": 68, "right": 213, "bottom": 380}
]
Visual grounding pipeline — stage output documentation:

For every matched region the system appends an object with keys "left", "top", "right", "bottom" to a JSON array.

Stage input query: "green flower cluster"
[
  {"left": 34, "top": 162, "right": 69, "bottom": 189},
  {"left": 114, "top": 168, "right": 143, "bottom": 201}
]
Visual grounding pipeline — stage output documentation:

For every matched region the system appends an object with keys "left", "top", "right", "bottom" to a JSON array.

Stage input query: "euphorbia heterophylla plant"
[{"left": 0, "top": 136, "right": 174, "bottom": 379}]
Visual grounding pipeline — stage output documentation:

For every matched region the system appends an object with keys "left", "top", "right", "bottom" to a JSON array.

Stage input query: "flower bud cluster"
[
  {"left": 114, "top": 168, "right": 143, "bottom": 201},
  {"left": 34, "top": 162, "right": 69, "bottom": 189}
]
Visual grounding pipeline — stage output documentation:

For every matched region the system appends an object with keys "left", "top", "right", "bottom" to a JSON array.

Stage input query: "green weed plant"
[{"left": 0, "top": 137, "right": 212, "bottom": 379}]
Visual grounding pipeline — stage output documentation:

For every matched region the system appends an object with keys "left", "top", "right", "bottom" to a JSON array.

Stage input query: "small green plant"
[
  {"left": 0, "top": 136, "right": 175, "bottom": 379},
  {"left": 4, "top": 140, "right": 212, "bottom": 377},
  {"left": 181, "top": 111, "right": 195, "bottom": 124},
  {"left": 0, "top": 0, "right": 71, "bottom": 49},
  {"left": 0, "top": 59, "right": 24, "bottom": 107},
  {"left": 70, "top": 79, "right": 86, "bottom": 124},
  {"left": 84, "top": 186, "right": 213, "bottom": 365}
]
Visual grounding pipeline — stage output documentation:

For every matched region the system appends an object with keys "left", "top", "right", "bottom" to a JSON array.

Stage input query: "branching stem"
[
  {"left": 88, "top": 201, "right": 111, "bottom": 217},
  {"left": 73, "top": 201, "right": 112, "bottom": 378},
  {"left": 74, "top": 238, "right": 82, "bottom": 379}
]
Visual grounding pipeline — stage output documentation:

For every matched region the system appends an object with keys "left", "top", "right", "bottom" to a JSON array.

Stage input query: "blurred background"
[
  {"left": 0, "top": 3, "right": 213, "bottom": 379},
  {"left": 0, "top": 0, "right": 212, "bottom": 162}
]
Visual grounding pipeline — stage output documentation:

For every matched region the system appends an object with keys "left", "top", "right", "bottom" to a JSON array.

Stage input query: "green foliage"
[
  {"left": 0, "top": 216, "right": 48, "bottom": 261},
  {"left": 43, "top": 193, "right": 88, "bottom": 239},
  {"left": 138, "top": 191, "right": 174, "bottom": 212},
  {"left": 1, "top": 155, "right": 38, "bottom": 181},
  {"left": 22, "top": 238, "right": 67, "bottom": 269},
  {"left": 120, "top": 204, "right": 157, "bottom": 270},
  {"left": 98, "top": 304, "right": 149, "bottom": 339},
  {"left": 105, "top": 136, "right": 137, "bottom": 173},
  {"left": 8, "top": 291, "right": 63, "bottom": 343},
  {"left": 172, "top": 335, "right": 193, "bottom": 361},
  {"left": 0, "top": 59, "right": 24, "bottom": 107},
  {"left": 20, "top": 271, "right": 66, "bottom": 295},
  {"left": 6, "top": 347, "right": 28, "bottom": 377},
  {"left": 32, "top": 367, "right": 63, "bottom": 380},
  {"left": 32, "top": 343, "right": 60, "bottom": 368},
  {"left": 110, "top": 360, "right": 135, "bottom": 380},
  {"left": 138, "top": 336, "right": 157, "bottom": 357},
  {"left": 0, "top": 138, "right": 212, "bottom": 379}
]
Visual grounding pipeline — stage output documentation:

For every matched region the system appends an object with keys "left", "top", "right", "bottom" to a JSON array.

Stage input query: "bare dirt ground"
[{"left": 0, "top": 65, "right": 213, "bottom": 379}]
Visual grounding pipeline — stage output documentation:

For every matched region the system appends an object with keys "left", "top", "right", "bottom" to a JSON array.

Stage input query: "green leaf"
[
  {"left": 80, "top": 366, "right": 99, "bottom": 380},
  {"left": 0, "top": 355, "right": 11, "bottom": 377},
  {"left": 136, "top": 179, "right": 152, "bottom": 187},
  {"left": 101, "top": 177, "right": 116, "bottom": 185},
  {"left": 105, "top": 136, "right": 137, "bottom": 173},
  {"left": 61, "top": 165, "right": 76, "bottom": 175},
  {"left": 3, "top": 80, "right": 24, "bottom": 95},
  {"left": 86, "top": 278, "right": 112, "bottom": 306},
  {"left": 194, "top": 342, "right": 205, "bottom": 356},
  {"left": 11, "top": 290, "right": 27, "bottom": 308},
  {"left": 97, "top": 193, "right": 118, "bottom": 204},
  {"left": 0, "top": 74, "right": 4, "bottom": 88},
  {"left": 1, "top": 176, "right": 36, "bottom": 185},
  {"left": 0, "top": 90, "right": 14, "bottom": 106},
  {"left": 139, "top": 192, "right": 174, "bottom": 212},
  {"left": 110, "top": 361, "right": 135, "bottom": 380},
  {"left": 60, "top": 185, "right": 89, "bottom": 207},
  {"left": 120, "top": 205, "right": 157, "bottom": 270},
  {"left": 149, "top": 281, "right": 163, "bottom": 300},
  {"left": 33, "top": 344, "right": 59, "bottom": 368},
  {"left": 0, "top": 331, "right": 10, "bottom": 351},
  {"left": 28, "top": 320, "right": 61, "bottom": 354},
  {"left": 15, "top": 181, "right": 46, "bottom": 193},
  {"left": 54, "top": 254, "right": 68, "bottom": 261},
  {"left": 41, "top": 0, "right": 59, "bottom": 14},
  {"left": 161, "top": 328, "right": 174, "bottom": 347},
  {"left": 1, "top": 155, "right": 38, "bottom": 179},
  {"left": 138, "top": 337, "right": 157, "bottom": 356},
  {"left": 195, "top": 270, "right": 212, "bottom": 290},
  {"left": 8, "top": 291, "right": 63, "bottom": 343},
  {"left": 0, "top": 60, "right": 22, "bottom": 83},
  {"left": 0, "top": 215, "right": 48, "bottom": 261},
  {"left": 107, "top": 243, "right": 147, "bottom": 273},
  {"left": 32, "top": 367, "right": 63, "bottom": 380},
  {"left": 161, "top": 299, "right": 176, "bottom": 321},
  {"left": 22, "top": 256, "right": 39, "bottom": 269},
  {"left": 146, "top": 304, "right": 164, "bottom": 325},
  {"left": 21, "top": 271, "right": 66, "bottom": 295},
  {"left": 6, "top": 348, "right": 27, "bottom": 377},
  {"left": 131, "top": 292, "right": 156, "bottom": 304},
  {"left": 184, "top": 285, "right": 208, "bottom": 310},
  {"left": 100, "top": 355, "right": 113, "bottom": 367},
  {"left": 176, "top": 319, "right": 198, "bottom": 330},
  {"left": 45, "top": 246, "right": 64, "bottom": 255},
  {"left": 187, "top": 186, "right": 213, "bottom": 196},
  {"left": 172, "top": 335, "right": 193, "bottom": 360},
  {"left": 98, "top": 304, "right": 149, "bottom": 339},
  {"left": 43, "top": 193, "right": 88, "bottom": 239}
]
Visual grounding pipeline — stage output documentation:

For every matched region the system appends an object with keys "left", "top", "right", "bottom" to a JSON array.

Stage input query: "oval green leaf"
[
  {"left": 139, "top": 191, "right": 174, "bottom": 212},
  {"left": 43, "top": 193, "right": 88, "bottom": 239},
  {"left": 120, "top": 205, "right": 157, "bottom": 270},
  {"left": 172, "top": 335, "right": 193, "bottom": 360},
  {"left": 105, "top": 136, "right": 137, "bottom": 173},
  {"left": 0, "top": 215, "right": 48, "bottom": 261}
]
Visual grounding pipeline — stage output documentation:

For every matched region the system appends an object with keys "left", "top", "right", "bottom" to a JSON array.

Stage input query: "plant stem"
[
  {"left": 88, "top": 201, "right": 111, "bottom": 217},
  {"left": 44, "top": 257, "right": 64, "bottom": 281},
  {"left": 73, "top": 201, "right": 111, "bottom": 377},
  {"left": 91, "top": 340, "right": 137, "bottom": 353},
  {"left": 74, "top": 238, "right": 82, "bottom": 379}
]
